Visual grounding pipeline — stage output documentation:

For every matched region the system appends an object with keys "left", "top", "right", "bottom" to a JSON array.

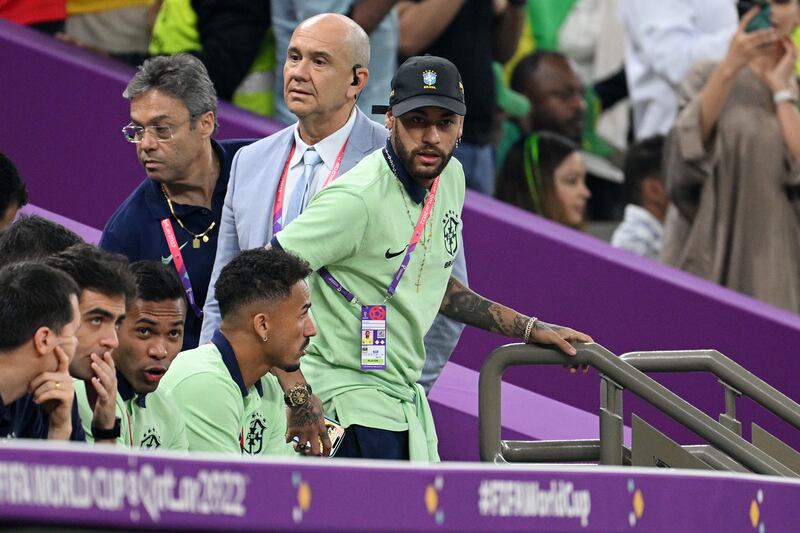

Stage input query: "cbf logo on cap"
[
  {"left": 423, "top": 69, "right": 437, "bottom": 88},
  {"left": 373, "top": 55, "right": 466, "bottom": 117}
]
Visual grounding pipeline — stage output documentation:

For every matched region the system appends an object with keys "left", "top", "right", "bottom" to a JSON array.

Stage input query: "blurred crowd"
[{"left": 2, "top": 0, "right": 800, "bottom": 314}]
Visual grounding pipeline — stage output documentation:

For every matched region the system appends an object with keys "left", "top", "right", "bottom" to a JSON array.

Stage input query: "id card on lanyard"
[
  {"left": 317, "top": 176, "right": 441, "bottom": 370},
  {"left": 272, "top": 140, "right": 348, "bottom": 234}
]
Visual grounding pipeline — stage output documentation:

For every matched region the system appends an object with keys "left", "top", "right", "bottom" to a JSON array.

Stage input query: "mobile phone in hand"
[{"left": 746, "top": 2, "right": 772, "bottom": 32}]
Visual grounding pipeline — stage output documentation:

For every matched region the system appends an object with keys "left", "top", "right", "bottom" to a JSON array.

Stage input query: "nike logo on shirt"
[
  {"left": 385, "top": 246, "right": 408, "bottom": 259},
  {"left": 161, "top": 241, "right": 189, "bottom": 265}
]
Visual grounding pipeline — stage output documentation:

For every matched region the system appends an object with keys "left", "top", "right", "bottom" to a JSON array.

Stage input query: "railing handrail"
[
  {"left": 620, "top": 350, "right": 800, "bottom": 431},
  {"left": 478, "top": 342, "right": 796, "bottom": 476}
]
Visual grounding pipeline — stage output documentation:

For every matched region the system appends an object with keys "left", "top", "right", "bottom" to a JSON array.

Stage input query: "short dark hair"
[
  {"left": 510, "top": 50, "right": 567, "bottom": 95},
  {"left": 45, "top": 244, "right": 135, "bottom": 302},
  {"left": 215, "top": 249, "right": 311, "bottom": 319},
  {"left": 0, "top": 263, "right": 80, "bottom": 351},
  {"left": 623, "top": 135, "right": 665, "bottom": 205},
  {"left": 129, "top": 260, "right": 186, "bottom": 304},
  {"left": 0, "top": 152, "right": 28, "bottom": 216},
  {"left": 0, "top": 215, "right": 83, "bottom": 268}
]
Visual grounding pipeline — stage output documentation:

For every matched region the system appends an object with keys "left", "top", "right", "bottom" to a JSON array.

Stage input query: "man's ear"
[
  {"left": 385, "top": 111, "right": 395, "bottom": 131},
  {"left": 32, "top": 326, "right": 54, "bottom": 356},
  {"left": 347, "top": 66, "right": 370, "bottom": 100},
  {"left": 252, "top": 312, "right": 271, "bottom": 342},
  {"left": 198, "top": 110, "right": 216, "bottom": 138}
]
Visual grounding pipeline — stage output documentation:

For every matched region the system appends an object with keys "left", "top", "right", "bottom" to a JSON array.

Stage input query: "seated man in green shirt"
[
  {"left": 272, "top": 55, "right": 592, "bottom": 461},
  {"left": 160, "top": 248, "right": 316, "bottom": 456},
  {"left": 76, "top": 261, "right": 189, "bottom": 450}
]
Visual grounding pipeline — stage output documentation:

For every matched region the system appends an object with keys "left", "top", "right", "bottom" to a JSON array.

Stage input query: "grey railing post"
[
  {"left": 479, "top": 347, "right": 504, "bottom": 462},
  {"left": 719, "top": 380, "right": 743, "bottom": 436},
  {"left": 599, "top": 375, "right": 624, "bottom": 465}
]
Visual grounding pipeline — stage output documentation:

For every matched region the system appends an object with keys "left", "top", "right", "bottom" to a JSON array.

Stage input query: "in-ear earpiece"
[{"left": 351, "top": 64, "right": 362, "bottom": 86}]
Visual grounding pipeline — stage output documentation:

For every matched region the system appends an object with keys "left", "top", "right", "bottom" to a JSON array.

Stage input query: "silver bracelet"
[
  {"left": 773, "top": 88, "right": 797, "bottom": 104},
  {"left": 523, "top": 317, "right": 538, "bottom": 343}
]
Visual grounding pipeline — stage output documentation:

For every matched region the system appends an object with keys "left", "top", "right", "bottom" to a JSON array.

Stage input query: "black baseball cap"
[{"left": 372, "top": 55, "right": 466, "bottom": 116}]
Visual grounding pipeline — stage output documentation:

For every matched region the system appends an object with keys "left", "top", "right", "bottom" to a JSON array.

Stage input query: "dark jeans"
[{"left": 335, "top": 424, "right": 409, "bottom": 460}]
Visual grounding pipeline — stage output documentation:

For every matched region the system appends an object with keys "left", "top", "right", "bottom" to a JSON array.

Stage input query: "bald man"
[{"left": 200, "top": 13, "right": 386, "bottom": 455}]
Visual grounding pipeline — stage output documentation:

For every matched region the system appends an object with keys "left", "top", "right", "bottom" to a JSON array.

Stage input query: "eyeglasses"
[{"left": 121, "top": 121, "right": 187, "bottom": 143}]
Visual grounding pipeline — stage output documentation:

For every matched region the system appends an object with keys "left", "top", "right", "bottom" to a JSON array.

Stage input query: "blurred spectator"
[
  {"left": 498, "top": 131, "right": 590, "bottom": 230},
  {"left": 148, "top": 1, "right": 274, "bottom": 116},
  {"left": 0, "top": 0, "right": 66, "bottom": 34},
  {"left": 509, "top": 50, "right": 623, "bottom": 220},
  {"left": 272, "top": 1, "right": 398, "bottom": 125},
  {"left": 558, "top": 0, "right": 629, "bottom": 151},
  {"left": 491, "top": 61, "right": 531, "bottom": 174},
  {"left": 0, "top": 215, "right": 82, "bottom": 269},
  {"left": 397, "top": 0, "right": 526, "bottom": 195},
  {"left": 662, "top": 4, "right": 800, "bottom": 313},
  {"left": 619, "top": 0, "right": 738, "bottom": 140},
  {"left": 63, "top": 0, "right": 153, "bottom": 64},
  {"left": 100, "top": 54, "right": 252, "bottom": 351},
  {"left": 611, "top": 135, "right": 667, "bottom": 259},
  {"left": 0, "top": 263, "right": 80, "bottom": 440},
  {"left": 0, "top": 152, "right": 28, "bottom": 231}
]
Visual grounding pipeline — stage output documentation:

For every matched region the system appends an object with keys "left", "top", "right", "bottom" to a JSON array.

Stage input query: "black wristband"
[{"left": 92, "top": 417, "right": 121, "bottom": 440}]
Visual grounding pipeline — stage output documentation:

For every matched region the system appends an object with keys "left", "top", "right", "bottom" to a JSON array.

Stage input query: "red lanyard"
[{"left": 272, "top": 140, "right": 348, "bottom": 234}]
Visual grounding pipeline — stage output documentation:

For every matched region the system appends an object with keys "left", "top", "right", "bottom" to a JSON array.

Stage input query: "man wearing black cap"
[{"left": 272, "top": 56, "right": 592, "bottom": 461}]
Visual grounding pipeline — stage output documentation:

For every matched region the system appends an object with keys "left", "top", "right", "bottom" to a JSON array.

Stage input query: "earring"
[
  {"left": 262, "top": 335, "right": 269, "bottom": 342},
  {"left": 455, "top": 137, "right": 461, "bottom": 149}
]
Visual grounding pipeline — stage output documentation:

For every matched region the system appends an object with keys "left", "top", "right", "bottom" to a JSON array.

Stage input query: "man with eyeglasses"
[{"left": 100, "top": 54, "right": 252, "bottom": 352}]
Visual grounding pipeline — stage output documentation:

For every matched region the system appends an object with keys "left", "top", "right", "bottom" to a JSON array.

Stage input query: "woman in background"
[{"left": 497, "top": 131, "right": 591, "bottom": 230}]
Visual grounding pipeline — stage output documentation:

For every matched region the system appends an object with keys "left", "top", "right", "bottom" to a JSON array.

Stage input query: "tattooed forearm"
[
  {"left": 440, "top": 276, "right": 530, "bottom": 337},
  {"left": 288, "top": 396, "right": 323, "bottom": 427}
]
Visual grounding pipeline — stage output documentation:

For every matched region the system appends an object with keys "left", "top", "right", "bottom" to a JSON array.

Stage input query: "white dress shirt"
[
  {"left": 284, "top": 107, "right": 358, "bottom": 212},
  {"left": 619, "top": 0, "right": 737, "bottom": 139},
  {"left": 611, "top": 204, "right": 664, "bottom": 260}
]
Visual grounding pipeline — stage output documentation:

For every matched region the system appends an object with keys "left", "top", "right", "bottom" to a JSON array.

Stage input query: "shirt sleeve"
[
  {"left": 274, "top": 186, "right": 369, "bottom": 271},
  {"left": 168, "top": 371, "right": 244, "bottom": 454}
]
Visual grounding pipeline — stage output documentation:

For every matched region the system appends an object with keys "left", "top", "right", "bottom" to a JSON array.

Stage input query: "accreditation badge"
[{"left": 360, "top": 304, "right": 387, "bottom": 370}]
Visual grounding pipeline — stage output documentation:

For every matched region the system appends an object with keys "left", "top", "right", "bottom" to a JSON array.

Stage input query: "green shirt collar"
[
  {"left": 117, "top": 370, "right": 147, "bottom": 408},
  {"left": 211, "top": 329, "right": 264, "bottom": 398}
]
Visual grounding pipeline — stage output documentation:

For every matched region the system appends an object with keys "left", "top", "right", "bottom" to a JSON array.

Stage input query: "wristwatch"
[
  {"left": 92, "top": 417, "right": 122, "bottom": 440},
  {"left": 284, "top": 384, "right": 313, "bottom": 407}
]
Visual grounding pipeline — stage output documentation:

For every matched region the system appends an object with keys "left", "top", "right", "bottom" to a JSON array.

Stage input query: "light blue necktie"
[{"left": 285, "top": 149, "right": 322, "bottom": 224}]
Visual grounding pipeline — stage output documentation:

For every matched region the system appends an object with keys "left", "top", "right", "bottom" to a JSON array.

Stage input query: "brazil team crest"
[
  {"left": 243, "top": 412, "right": 268, "bottom": 455},
  {"left": 442, "top": 210, "right": 460, "bottom": 256},
  {"left": 140, "top": 427, "right": 162, "bottom": 449},
  {"left": 423, "top": 70, "right": 437, "bottom": 88}
]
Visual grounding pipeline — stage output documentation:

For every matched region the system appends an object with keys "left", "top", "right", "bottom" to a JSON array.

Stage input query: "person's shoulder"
[
  {"left": 160, "top": 345, "right": 226, "bottom": 388},
  {"left": 235, "top": 124, "right": 295, "bottom": 160},
  {"left": 103, "top": 179, "right": 153, "bottom": 230}
]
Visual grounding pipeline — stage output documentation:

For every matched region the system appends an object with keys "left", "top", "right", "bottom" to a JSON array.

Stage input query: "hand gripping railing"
[
  {"left": 478, "top": 342, "right": 796, "bottom": 477},
  {"left": 620, "top": 350, "right": 800, "bottom": 437}
]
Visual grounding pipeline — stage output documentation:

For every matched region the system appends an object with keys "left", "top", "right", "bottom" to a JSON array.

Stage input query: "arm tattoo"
[
  {"left": 440, "top": 276, "right": 529, "bottom": 337},
  {"left": 288, "top": 398, "right": 323, "bottom": 427}
]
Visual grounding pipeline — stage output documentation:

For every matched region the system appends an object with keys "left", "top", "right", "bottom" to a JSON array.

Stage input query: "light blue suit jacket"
[{"left": 200, "top": 108, "right": 466, "bottom": 392}]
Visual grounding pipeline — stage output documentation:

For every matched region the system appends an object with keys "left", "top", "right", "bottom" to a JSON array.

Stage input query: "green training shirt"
[
  {"left": 275, "top": 142, "right": 464, "bottom": 442},
  {"left": 75, "top": 374, "right": 189, "bottom": 450},
  {"left": 158, "top": 330, "right": 295, "bottom": 456}
]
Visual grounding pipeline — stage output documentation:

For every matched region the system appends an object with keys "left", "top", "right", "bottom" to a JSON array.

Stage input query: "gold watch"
[{"left": 284, "top": 384, "right": 312, "bottom": 407}]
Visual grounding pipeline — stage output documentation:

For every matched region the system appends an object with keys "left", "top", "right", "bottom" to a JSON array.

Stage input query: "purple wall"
[
  {"left": 3, "top": 19, "right": 800, "bottom": 460},
  {"left": 0, "top": 441, "right": 797, "bottom": 531}
]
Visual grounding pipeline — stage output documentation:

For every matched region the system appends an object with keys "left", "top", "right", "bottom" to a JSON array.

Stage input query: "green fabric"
[
  {"left": 148, "top": 0, "right": 200, "bottom": 56},
  {"left": 581, "top": 86, "right": 613, "bottom": 158},
  {"left": 75, "top": 379, "right": 189, "bottom": 450},
  {"left": 276, "top": 148, "right": 466, "bottom": 462},
  {"left": 526, "top": 0, "right": 578, "bottom": 51},
  {"left": 158, "top": 344, "right": 295, "bottom": 456}
]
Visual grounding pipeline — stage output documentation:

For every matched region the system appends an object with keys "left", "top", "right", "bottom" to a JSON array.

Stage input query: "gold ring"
[{"left": 55, "top": 382, "right": 60, "bottom": 390}]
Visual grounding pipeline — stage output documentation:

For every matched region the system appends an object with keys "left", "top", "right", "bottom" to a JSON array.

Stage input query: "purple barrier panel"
[
  {"left": 0, "top": 19, "right": 284, "bottom": 231},
  {"left": 0, "top": 441, "right": 798, "bottom": 531},
  {"left": 454, "top": 191, "right": 800, "bottom": 452}
]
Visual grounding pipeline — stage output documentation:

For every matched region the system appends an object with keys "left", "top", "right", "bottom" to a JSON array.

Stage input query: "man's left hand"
[
  {"left": 286, "top": 394, "right": 331, "bottom": 457},
  {"left": 87, "top": 352, "right": 118, "bottom": 436}
]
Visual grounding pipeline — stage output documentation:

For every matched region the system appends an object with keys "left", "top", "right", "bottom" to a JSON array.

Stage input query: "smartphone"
[
  {"left": 324, "top": 417, "right": 345, "bottom": 457},
  {"left": 746, "top": 3, "right": 772, "bottom": 32}
]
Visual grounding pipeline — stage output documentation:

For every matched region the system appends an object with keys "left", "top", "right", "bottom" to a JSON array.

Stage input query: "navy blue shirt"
[
  {"left": 100, "top": 139, "right": 253, "bottom": 351},
  {"left": 0, "top": 392, "right": 86, "bottom": 441}
]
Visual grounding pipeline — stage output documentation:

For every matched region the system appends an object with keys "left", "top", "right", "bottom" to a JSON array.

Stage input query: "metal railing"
[
  {"left": 478, "top": 342, "right": 796, "bottom": 477},
  {"left": 620, "top": 350, "right": 800, "bottom": 436}
]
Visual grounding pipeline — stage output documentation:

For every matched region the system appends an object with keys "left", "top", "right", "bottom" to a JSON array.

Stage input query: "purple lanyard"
[
  {"left": 317, "top": 176, "right": 440, "bottom": 303},
  {"left": 160, "top": 219, "right": 204, "bottom": 318}
]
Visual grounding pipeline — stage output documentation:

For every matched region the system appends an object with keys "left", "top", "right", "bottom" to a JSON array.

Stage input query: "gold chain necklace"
[
  {"left": 161, "top": 184, "right": 216, "bottom": 248},
  {"left": 386, "top": 148, "right": 434, "bottom": 292}
]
